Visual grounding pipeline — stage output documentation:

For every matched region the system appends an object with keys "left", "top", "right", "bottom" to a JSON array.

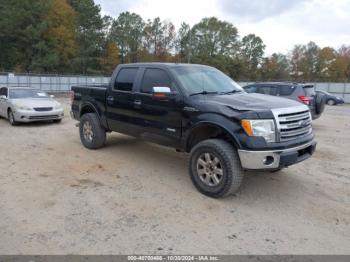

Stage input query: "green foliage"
[
  {"left": 0, "top": 1, "right": 349, "bottom": 81},
  {"left": 190, "top": 17, "right": 238, "bottom": 58},
  {"left": 110, "top": 12, "right": 144, "bottom": 63},
  {"left": 0, "top": 0, "right": 51, "bottom": 72},
  {"left": 240, "top": 34, "right": 266, "bottom": 80},
  {"left": 68, "top": 0, "right": 105, "bottom": 74}
]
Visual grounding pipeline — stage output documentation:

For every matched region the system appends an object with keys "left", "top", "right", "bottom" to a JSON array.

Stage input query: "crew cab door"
[
  {"left": 134, "top": 68, "right": 183, "bottom": 147},
  {"left": 105, "top": 67, "right": 142, "bottom": 135}
]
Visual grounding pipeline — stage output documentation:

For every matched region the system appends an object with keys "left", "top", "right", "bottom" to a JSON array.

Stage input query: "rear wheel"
[
  {"left": 8, "top": 109, "right": 18, "bottom": 126},
  {"left": 189, "top": 139, "right": 244, "bottom": 198},
  {"left": 79, "top": 113, "right": 106, "bottom": 149},
  {"left": 327, "top": 99, "right": 336, "bottom": 106}
]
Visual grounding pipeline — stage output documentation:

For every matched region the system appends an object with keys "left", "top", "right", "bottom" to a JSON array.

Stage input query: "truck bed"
[{"left": 71, "top": 85, "right": 108, "bottom": 122}]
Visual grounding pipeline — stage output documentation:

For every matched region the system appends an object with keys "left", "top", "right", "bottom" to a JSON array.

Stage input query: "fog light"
[{"left": 263, "top": 156, "right": 274, "bottom": 165}]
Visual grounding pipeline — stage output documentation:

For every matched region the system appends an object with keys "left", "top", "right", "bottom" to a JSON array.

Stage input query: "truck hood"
[{"left": 201, "top": 93, "right": 303, "bottom": 111}]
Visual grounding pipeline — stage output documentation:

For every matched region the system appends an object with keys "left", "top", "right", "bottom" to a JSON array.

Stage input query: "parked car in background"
[
  {"left": 316, "top": 90, "right": 344, "bottom": 105},
  {"left": 0, "top": 87, "right": 64, "bottom": 125},
  {"left": 243, "top": 82, "right": 326, "bottom": 120}
]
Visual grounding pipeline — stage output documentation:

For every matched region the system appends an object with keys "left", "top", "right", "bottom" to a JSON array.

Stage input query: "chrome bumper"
[{"left": 237, "top": 141, "right": 317, "bottom": 170}]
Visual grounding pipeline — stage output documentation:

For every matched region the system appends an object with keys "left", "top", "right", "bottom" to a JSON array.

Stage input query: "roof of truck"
[{"left": 119, "top": 62, "right": 211, "bottom": 68}]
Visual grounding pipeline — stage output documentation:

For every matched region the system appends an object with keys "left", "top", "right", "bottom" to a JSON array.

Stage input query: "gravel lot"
[{"left": 0, "top": 98, "right": 349, "bottom": 255}]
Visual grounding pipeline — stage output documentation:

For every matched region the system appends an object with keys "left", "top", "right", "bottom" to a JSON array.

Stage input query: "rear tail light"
[{"left": 298, "top": 96, "right": 310, "bottom": 105}]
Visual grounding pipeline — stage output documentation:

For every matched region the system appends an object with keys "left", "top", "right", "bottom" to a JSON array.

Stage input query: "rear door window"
[
  {"left": 257, "top": 85, "right": 277, "bottom": 96},
  {"left": 114, "top": 68, "right": 138, "bottom": 92},
  {"left": 141, "top": 68, "right": 171, "bottom": 93},
  {"left": 278, "top": 85, "right": 295, "bottom": 96}
]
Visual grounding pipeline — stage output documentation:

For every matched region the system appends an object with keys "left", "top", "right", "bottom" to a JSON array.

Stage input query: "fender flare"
[
  {"left": 184, "top": 116, "right": 242, "bottom": 152},
  {"left": 79, "top": 101, "right": 109, "bottom": 130}
]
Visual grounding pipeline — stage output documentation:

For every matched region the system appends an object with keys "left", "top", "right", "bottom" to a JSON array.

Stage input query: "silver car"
[{"left": 0, "top": 86, "right": 64, "bottom": 125}]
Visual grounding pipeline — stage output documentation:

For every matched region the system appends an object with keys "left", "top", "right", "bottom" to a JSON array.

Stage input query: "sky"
[{"left": 94, "top": 0, "right": 350, "bottom": 55}]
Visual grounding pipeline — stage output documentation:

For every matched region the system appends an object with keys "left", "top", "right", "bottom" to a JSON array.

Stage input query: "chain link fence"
[
  {"left": 0, "top": 72, "right": 110, "bottom": 93},
  {"left": 1, "top": 72, "right": 349, "bottom": 103}
]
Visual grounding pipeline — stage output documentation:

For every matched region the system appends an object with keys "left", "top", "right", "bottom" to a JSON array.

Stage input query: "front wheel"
[
  {"left": 79, "top": 113, "right": 106, "bottom": 149},
  {"left": 8, "top": 109, "right": 18, "bottom": 126},
  {"left": 189, "top": 139, "right": 244, "bottom": 198}
]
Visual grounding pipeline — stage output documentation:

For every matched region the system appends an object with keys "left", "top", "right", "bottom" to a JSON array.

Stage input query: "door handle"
[
  {"left": 134, "top": 100, "right": 142, "bottom": 106},
  {"left": 107, "top": 96, "right": 114, "bottom": 103}
]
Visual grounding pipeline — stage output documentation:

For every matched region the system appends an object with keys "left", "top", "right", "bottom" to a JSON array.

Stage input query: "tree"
[
  {"left": 101, "top": 42, "right": 120, "bottom": 74},
  {"left": 68, "top": 0, "right": 105, "bottom": 74},
  {"left": 318, "top": 47, "right": 337, "bottom": 81},
  {"left": 110, "top": 12, "right": 144, "bottom": 63},
  {"left": 0, "top": 0, "right": 51, "bottom": 72},
  {"left": 289, "top": 44, "right": 306, "bottom": 80},
  {"left": 190, "top": 17, "right": 238, "bottom": 58},
  {"left": 260, "top": 53, "right": 289, "bottom": 81},
  {"left": 302, "top": 41, "right": 320, "bottom": 80},
  {"left": 240, "top": 34, "right": 266, "bottom": 80},
  {"left": 44, "top": 0, "right": 78, "bottom": 72},
  {"left": 329, "top": 45, "right": 350, "bottom": 81},
  {"left": 176, "top": 22, "right": 191, "bottom": 62}
]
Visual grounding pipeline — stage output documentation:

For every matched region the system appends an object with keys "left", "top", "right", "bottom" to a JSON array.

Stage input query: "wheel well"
[
  {"left": 186, "top": 125, "right": 236, "bottom": 152},
  {"left": 80, "top": 105, "right": 96, "bottom": 117}
]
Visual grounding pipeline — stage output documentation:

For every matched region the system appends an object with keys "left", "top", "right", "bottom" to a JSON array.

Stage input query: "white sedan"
[{"left": 0, "top": 86, "right": 64, "bottom": 125}]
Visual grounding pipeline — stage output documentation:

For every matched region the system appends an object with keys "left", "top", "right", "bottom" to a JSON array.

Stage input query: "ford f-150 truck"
[{"left": 71, "top": 63, "right": 317, "bottom": 198}]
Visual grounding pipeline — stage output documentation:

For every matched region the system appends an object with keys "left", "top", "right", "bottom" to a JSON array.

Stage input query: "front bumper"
[
  {"left": 238, "top": 140, "right": 317, "bottom": 170},
  {"left": 13, "top": 109, "right": 64, "bottom": 122}
]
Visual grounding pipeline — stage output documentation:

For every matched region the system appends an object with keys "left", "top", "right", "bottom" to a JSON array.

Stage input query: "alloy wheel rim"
[
  {"left": 83, "top": 121, "right": 94, "bottom": 142},
  {"left": 196, "top": 153, "right": 223, "bottom": 187}
]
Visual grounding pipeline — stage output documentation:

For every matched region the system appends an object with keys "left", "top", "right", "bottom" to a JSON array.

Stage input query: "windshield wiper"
[
  {"left": 220, "top": 90, "right": 243, "bottom": 95},
  {"left": 189, "top": 91, "right": 219, "bottom": 96}
]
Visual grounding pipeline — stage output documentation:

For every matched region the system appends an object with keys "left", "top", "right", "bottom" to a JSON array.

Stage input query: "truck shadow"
[{"left": 103, "top": 134, "right": 305, "bottom": 201}]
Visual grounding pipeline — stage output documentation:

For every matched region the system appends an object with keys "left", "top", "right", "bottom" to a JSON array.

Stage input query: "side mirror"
[
  {"left": 50, "top": 95, "right": 55, "bottom": 98},
  {"left": 152, "top": 87, "right": 176, "bottom": 99},
  {"left": 0, "top": 95, "right": 7, "bottom": 99}
]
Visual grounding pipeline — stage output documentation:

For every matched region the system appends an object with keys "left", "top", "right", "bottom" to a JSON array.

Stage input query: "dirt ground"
[{"left": 0, "top": 98, "right": 349, "bottom": 255}]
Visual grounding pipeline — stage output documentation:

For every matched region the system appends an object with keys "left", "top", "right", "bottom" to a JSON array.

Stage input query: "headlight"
[
  {"left": 55, "top": 104, "right": 63, "bottom": 110},
  {"left": 14, "top": 104, "right": 33, "bottom": 111},
  {"left": 241, "top": 119, "right": 276, "bottom": 143}
]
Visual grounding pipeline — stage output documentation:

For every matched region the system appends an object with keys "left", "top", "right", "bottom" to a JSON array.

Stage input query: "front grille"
[
  {"left": 34, "top": 107, "right": 53, "bottom": 112},
  {"left": 29, "top": 115, "right": 59, "bottom": 120},
  {"left": 277, "top": 110, "right": 312, "bottom": 141}
]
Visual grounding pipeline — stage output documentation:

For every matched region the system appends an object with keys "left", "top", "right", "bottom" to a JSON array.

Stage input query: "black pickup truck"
[{"left": 71, "top": 63, "right": 317, "bottom": 198}]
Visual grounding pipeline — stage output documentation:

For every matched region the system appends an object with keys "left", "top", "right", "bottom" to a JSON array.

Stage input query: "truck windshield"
[
  {"left": 170, "top": 66, "right": 243, "bottom": 96},
  {"left": 9, "top": 89, "right": 49, "bottom": 99}
]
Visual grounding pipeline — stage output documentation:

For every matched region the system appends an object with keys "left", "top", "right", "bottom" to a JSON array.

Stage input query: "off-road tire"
[
  {"left": 189, "top": 139, "right": 244, "bottom": 198},
  {"left": 79, "top": 113, "right": 106, "bottom": 149}
]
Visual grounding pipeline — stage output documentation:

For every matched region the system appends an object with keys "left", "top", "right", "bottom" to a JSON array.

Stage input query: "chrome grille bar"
[{"left": 272, "top": 106, "right": 312, "bottom": 142}]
